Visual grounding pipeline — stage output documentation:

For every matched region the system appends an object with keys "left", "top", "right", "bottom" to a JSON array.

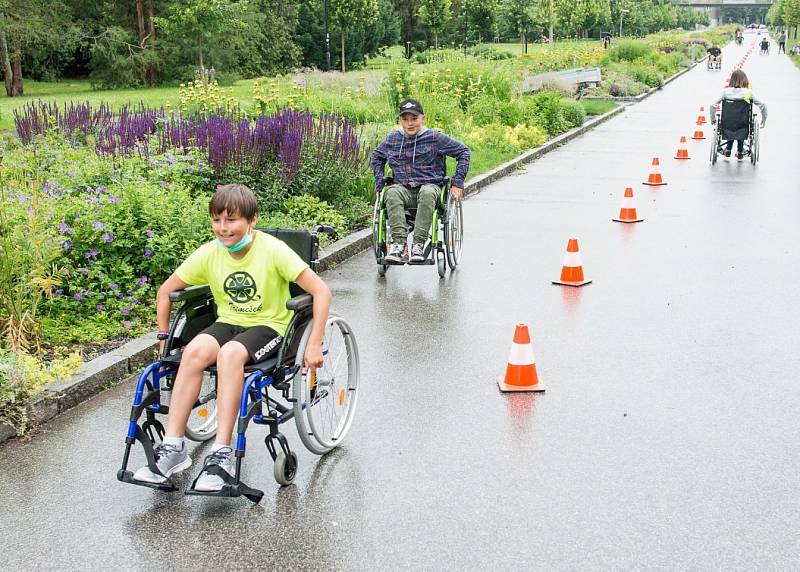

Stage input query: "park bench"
[{"left": 522, "top": 67, "right": 602, "bottom": 96}]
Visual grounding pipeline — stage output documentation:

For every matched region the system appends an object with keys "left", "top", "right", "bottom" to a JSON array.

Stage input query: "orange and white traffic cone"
[
  {"left": 552, "top": 237, "right": 592, "bottom": 286},
  {"left": 643, "top": 156, "right": 668, "bottom": 186},
  {"left": 691, "top": 121, "right": 705, "bottom": 140},
  {"left": 497, "top": 323, "right": 544, "bottom": 392},
  {"left": 674, "top": 136, "right": 691, "bottom": 160},
  {"left": 696, "top": 107, "right": 706, "bottom": 124},
  {"left": 612, "top": 187, "right": 643, "bottom": 223}
]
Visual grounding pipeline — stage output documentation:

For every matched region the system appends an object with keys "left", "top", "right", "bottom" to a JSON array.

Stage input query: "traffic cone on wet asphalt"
[
  {"left": 696, "top": 108, "right": 706, "bottom": 124},
  {"left": 643, "top": 156, "right": 668, "bottom": 186},
  {"left": 552, "top": 237, "right": 592, "bottom": 287},
  {"left": 497, "top": 323, "right": 545, "bottom": 393},
  {"left": 674, "top": 136, "right": 691, "bottom": 160},
  {"left": 691, "top": 121, "right": 706, "bottom": 140},
  {"left": 613, "top": 187, "right": 643, "bottom": 223}
]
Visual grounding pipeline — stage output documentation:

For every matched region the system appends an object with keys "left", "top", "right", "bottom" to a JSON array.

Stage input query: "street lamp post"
[
  {"left": 619, "top": 9, "right": 629, "bottom": 38},
  {"left": 324, "top": 0, "right": 331, "bottom": 71},
  {"left": 463, "top": 0, "right": 468, "bottom": 57}
]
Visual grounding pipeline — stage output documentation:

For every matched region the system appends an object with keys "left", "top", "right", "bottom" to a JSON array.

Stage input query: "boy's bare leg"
[
  {"left": 165, "top": 334, "right": 220, "bottom": 437},
  {"left": 213, "top": 341, "right": 250, "bottom": 446}
]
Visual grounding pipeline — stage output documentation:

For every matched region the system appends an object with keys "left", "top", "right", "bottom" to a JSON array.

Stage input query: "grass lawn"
[{"left": 0, "top": 78, "right": 263, "bottom": 131}]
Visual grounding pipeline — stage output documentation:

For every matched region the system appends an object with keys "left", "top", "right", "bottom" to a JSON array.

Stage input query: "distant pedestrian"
[{"left": 778, "top": 30, "right": 786, "bottom": 54}]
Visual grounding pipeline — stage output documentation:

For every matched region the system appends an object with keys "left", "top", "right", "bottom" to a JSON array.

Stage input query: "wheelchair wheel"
[
  {"left": 750, "top": 123, "right": 760, "bottom": 165},
  {"left": 436, "top": 247, "right": 446, "bottom": 278},
  {"left": 273, "top": 450, "right": 298, "bottom": 486},
  {"left": 292, "top": 314, "right": 360, "bottom": 455},
  {"left": 184, "top": 371, "right": 218, "bottom": 442},
  {"left": 444, "top": 195, "right": 463, "bottom": 270},
  {"left": 709, "top": 130, "right": 720, "bottom": 165},
  {"left": 371, "top": 196, "right": 386, "bottom": 271}
]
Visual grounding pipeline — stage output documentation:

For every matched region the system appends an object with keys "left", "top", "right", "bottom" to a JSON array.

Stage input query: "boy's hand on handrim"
[
  {"left": 451, "top": 186, "right": 463, "bottom": 200},
  {"left": 304, "top": 341, "right": 324, "bottom": 369}
]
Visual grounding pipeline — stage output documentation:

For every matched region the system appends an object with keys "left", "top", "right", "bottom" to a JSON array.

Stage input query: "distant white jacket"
[{"left": 710, "top": 87, "right": 768, "bottom": 124}]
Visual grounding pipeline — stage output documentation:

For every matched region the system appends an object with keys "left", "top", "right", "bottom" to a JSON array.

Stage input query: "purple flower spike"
[
  {"left": 123, "top": 320, "right": 132, "bottom": 329},
  {"left": 144, "top": 248, "right": 152, "bottom": 258},
  {"left": 73, "top": 293, "right": 83, "bottom": 301},
  {"left": 109, "top": 283, "right": 119, "bottom": 291},
  {"left": 92, "top": 221, "right": 105, "bottom": 230},
  {"left": 102, "top": 232, "right": 115, "bottom": 243},
  {"left": 96, "top": 304, "right": 105, "bottom": 312},
  {"left": 59, "top": 221, "right": 74, "bottom": 235},
  {"left": 145, "top": 229, "right": 155, "bottom": 238}
]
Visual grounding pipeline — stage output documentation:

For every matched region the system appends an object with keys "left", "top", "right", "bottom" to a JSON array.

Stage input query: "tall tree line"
[{"left": 0, "top": 0, "right": 709, "bottom": 95}]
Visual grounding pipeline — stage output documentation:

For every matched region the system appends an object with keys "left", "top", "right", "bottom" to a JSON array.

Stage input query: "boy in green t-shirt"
[{"left": 133, "top": 184, "right": 332, "bottom": 491}]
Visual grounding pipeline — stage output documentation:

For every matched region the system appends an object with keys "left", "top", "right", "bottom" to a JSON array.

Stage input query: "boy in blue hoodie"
[{"left": 371, "top": 98, "right": 471, "bottom": 264}]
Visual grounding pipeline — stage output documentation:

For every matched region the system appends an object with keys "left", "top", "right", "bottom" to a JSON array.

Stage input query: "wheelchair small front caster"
[{"left": 273, "top": 451, "right": 298, "bottom": 486}]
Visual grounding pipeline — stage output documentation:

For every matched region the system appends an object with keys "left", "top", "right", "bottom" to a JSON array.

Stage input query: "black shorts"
[{"left": 199, "top": 322, "right": 283, "bottom": 363}]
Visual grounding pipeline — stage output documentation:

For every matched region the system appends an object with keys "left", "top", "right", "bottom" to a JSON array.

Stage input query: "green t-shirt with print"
[{"left": 175, "top": 232, "right": 309, "bottom": 334}]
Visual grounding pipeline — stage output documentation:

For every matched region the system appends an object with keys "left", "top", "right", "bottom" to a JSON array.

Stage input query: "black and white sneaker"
[
  {"left": 193, "top": 447, "right": 235, "bottom": 492},
  {"left": 385, "top": 243, "right": 405, "bottom": 264},
  {"left": 410, "top": 243, "right": 425, "bottom": 263},
  {"left": 132, "top": 441, "right": 192, "bottom": 483}
]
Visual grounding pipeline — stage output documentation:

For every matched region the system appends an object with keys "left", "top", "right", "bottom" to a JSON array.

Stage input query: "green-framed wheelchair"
[
  {"left": 371, "top": 177, "right": 464, "bottom": 278},
  {"left": 117, "top": 227, "right": 360, "bottom": 503}
]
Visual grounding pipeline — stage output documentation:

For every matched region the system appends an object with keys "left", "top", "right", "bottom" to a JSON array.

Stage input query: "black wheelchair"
[
  {"left": 707, "top": 54, "right": 722, "bottom": 70},
  {"left": 117, "top": 227, "right": 360, "bottom": 503},
  {"left": 709, "top": 99, "right": 761, "bottom": 166},
  {"left": 760, "top": 40, "right": 770, "bottom": 55},
  {"left": 371, "top": 177, "right": 464, "bottom": 278}
]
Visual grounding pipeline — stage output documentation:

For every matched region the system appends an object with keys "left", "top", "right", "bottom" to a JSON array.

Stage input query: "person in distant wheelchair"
[
  {"left": 132, "top": 184, "right": 331, "bottom": 491},
  {"left": 710, "top": 69, "right": 767, "bottom": 160},
  {"left": 371, "top": 98, "right": 471, "bottom": 264},
  {"left": 760, "top": 38, "right": 770, "bottom": 54},
  {"left": 706, "top": 46, "right": 722, "bottom": 69}
]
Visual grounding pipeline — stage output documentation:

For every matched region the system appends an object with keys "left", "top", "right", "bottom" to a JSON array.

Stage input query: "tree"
[
  {"left": 501, "top": 0, "right": 532, "bottom": 51},
  {"left": 465, "top": 0, "right": 498, "bottom": 42},
  {"left": 331, "top": 0, "right": 378, "bottom": 72},
  {"left": 528, "top": 0, "right": 559, "bottom": 42},
  {"left": 0, "top": 0, "right": 73, "bottom": 96},
  {"left": 154, "top": 0, "right": 248, "bottom": 80},
  {"left": 418, "top": 0, "right": 452, "bottom": 48}
]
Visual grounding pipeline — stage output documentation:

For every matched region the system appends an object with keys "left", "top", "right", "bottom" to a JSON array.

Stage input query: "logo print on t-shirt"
[{"left": 223, "top": 272, "right": 260, "bottom": 303}]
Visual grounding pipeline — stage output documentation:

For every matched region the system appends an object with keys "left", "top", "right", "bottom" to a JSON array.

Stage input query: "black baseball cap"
[{"left": 398, "top": 98, "right": 424, "bottom": 117}]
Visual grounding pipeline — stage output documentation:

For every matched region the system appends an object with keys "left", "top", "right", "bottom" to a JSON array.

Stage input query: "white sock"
[
  {"left": 211, "top": 442, "right": 231, "bottom": 453},
  {"left": 163, "top": 435, "right": 184, "bottom": 449}
]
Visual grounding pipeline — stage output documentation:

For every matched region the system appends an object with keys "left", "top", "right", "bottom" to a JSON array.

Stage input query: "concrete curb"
[{"left": 0, "top": 105, "right": 627, "bottom": 444}]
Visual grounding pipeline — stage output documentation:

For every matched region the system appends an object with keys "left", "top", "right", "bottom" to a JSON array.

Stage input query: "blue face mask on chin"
[{"left": 217, "top": 231, "right": 253, "bottom": 253}]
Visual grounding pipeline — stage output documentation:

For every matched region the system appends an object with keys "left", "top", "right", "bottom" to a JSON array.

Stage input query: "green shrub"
[
  {"left": 560, "top": 99, "right": 586, "bottom": 128},
  {"left": 529, "top": 90, "right": 569, "bottom": 135},
  {"left": 282, "top": 195, "right": 347, "bottom": 237},
  {"left": 468, "top": 45, "right": 514, "bottom": 61},
  {"left": 468, "top": 95, "right": 500, "bottom": 126},
  {"left": 608, "top": 40, "right": 653, "bottom": 62}
]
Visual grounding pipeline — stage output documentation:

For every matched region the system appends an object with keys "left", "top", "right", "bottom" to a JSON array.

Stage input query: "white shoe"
[
  {"left": 193, "top": 447, "right": 235, "bottom": 491},
  {"left": 132, "top": 442, "right": 192, "bottom": 483}
]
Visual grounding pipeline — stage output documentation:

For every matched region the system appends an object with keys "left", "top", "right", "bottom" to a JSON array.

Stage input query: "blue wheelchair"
[{"left": 117, "top": 227, "right": 360, "bottom": 503}]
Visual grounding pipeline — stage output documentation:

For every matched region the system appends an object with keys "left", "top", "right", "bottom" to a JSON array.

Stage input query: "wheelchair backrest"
[
  {"left": 256, "top": 228, "right": 318, "bottom": 297},
  {"left": 720, "top": 99, "right": 752, "bottom": 133}
]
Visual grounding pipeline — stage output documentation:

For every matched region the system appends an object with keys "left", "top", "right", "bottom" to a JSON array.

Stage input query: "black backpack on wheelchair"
[
  {"left": 720, "top": 98, "right": 752, "bottom": 142},
  {"left": 117, "top": 226, "right": 360, "bottom": 502}
]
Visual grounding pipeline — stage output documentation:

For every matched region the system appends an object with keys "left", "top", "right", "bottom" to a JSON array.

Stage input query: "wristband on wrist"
[{"left": 156, "top": 330, "right": 170, "bottom": 340}]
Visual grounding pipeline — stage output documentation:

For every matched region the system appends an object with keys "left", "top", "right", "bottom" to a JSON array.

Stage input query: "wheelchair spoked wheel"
[
  {"left": 444, "top": 194, "right": 463, "bottom": 270},
  {"left": 293, "top": 314, "right": 360, "bottom": 455},
  {"left": 709, "top": 131, "right": 720, "bottom": 165},
  {"left": 371, "top": 196, "right": 389, "bottom": 276},
  {"left": 184, "top": 371, "right": 218, "bottom": 441},
  {"left": 750, "top": 123, "right": 760, "bottom": 165}
]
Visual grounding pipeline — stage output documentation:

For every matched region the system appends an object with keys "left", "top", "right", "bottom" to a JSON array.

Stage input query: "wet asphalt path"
[{"left": 2, "top": 37, "right": 799, "bottom": 570}]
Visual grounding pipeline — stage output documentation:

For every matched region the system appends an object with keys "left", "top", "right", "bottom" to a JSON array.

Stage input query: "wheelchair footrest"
[
  {"left": 407, "top": 258, "right": 435, "bottom": 265},
  {"left": 185, "top": 482, "right": 264, "bottom": 504},
  {"left": 117, "top": 469, "right": 179, "bottom": 492}
]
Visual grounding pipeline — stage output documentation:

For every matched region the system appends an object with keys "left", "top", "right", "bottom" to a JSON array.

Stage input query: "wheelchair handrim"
[{"left": 293, "top": 315, "right": 360, "bottom": 453}]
